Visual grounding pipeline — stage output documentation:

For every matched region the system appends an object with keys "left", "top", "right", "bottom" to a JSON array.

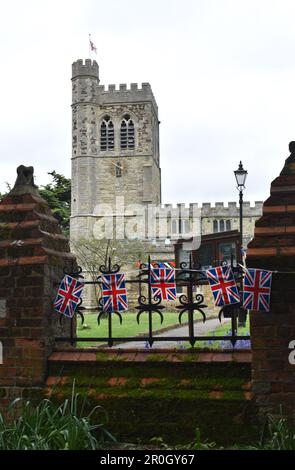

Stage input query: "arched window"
[
  {"left": 121, "top": 114, "right": 135, "bottom": 150},
  {"left": 100, "top": 116, "right": 114, "bottom": 151},
  {"left": 213, "top": 220, "right": 218, "bottom": 233},
  {"left": 219, "top": 220, "right": 225, "bottom": 232},
  {"left": 226, "top": 220, "right": 231, "bottom": 231}
]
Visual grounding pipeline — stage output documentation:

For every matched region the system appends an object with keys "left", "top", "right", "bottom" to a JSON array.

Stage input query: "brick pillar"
[
  {"left": 0, "top": 166, "right": 75, "bottom": 408},
  {"left": 247, "top": 142, "right": 295, "bottom": 420}
]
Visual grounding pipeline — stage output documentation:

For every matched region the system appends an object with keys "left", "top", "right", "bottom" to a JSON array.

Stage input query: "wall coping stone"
[{"left": 49, "top": 349, "right": 252, "bottom": 364}]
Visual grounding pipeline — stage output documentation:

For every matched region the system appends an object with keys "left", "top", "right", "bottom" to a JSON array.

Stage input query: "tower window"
[
  {"left": 120, "top": 114, "right": 135, "bottom": 150},
  {"left": 100, "top": 115, "right": 114, "bottom": 151}
]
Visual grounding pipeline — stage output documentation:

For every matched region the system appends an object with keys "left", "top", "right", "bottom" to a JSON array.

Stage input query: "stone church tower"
[{"left": 71, "top": 59, "right": 161, "bottom": 241}]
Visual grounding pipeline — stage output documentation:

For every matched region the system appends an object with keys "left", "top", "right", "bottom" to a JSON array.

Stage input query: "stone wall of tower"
[
  {"left": 71, "top": 60, "right": 161, "bottom": 241},
  {"left": 71, "top": 60, "right": 100, "bottom": 220}
]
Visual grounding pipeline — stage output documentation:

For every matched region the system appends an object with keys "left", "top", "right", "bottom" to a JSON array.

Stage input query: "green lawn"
[
  {"left": 77, "top": 312, "right": 217, "bottom": 347},
  {"left": 76, "top": 311, "right": 250, "bottom": 349},
  {"left": 76, "top": 311, "right": 182, "bottom": 347}
]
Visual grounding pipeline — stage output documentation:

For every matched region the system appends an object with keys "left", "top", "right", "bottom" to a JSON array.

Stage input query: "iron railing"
[{"left": 55, "top": 256, "right": 250, "bottom": 348}]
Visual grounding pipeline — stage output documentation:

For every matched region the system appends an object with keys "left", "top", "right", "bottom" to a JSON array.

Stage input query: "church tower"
[{"left": 71, "top": 59, "right": 161, "bottom": 240}]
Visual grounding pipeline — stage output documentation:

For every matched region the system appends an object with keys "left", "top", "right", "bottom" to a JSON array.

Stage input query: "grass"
[
  {"left": 76, "top": 310, "right": 250, "bottom": 349},
  {"left": 76, "top": 310, "right": 220, "bottom": 347},
  {"left": 77, "top": 311, "right": 182, "bottom": 347}
]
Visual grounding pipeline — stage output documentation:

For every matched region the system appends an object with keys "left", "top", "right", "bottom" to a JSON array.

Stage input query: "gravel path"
[{"left": 114, "top": 317, "right": 231, "bottom": 349}]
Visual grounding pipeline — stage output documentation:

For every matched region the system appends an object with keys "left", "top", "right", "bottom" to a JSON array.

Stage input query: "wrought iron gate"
[{"left": 55, "top": 256, "right": 250, "bottom": 348}]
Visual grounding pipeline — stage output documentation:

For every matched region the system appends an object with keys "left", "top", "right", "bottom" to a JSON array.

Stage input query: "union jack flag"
[
  {"left": 243, "top": 268, "right": 272, "bottom": 312},
  {"left": 150, "top": 266, "right": 177, "bottom": 301},
  {"left": 206, "top": 266, "right": 240, "bottom": 307},
  {"left": 53, "top": 275, "right": 84, "bottom": 318},
  {"left": 101, "top": 273, "right": 128, "bottom": 312}
]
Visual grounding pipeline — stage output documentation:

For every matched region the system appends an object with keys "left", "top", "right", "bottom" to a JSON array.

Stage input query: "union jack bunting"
[
  {"left": 206, "top": 266, "right": 240, "bottom": 307},
  {"left": 53, "top": 275, "right": 84, "bottom": 318},
  {"left": 101, "top": 273, "right": 128, "bottom": 312},
  {"left": 243, "top": 268, "right": 272, "bottom": 312},
  {"left": 150, "top": 266, "right": 177, "bottom": 301},
  {"left": 151, "top": 261, "right": 176, "bottom": 269}
]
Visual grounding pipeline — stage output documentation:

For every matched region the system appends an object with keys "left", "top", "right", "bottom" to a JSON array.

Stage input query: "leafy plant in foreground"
[
  {"left": 259, "top": 410, "right": 295, "bottom": 450},
  {"left": 0, "top": 382, "right": 116, "bottom": 450},
  {"left": 150, "top": 428, "right": 217, "bottom": 450}
]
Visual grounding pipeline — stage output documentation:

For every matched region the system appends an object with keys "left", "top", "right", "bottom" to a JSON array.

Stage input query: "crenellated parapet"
[
  {"left": 149, "top": 201, "right": 263, "bottom": 218},
  {"left": 200, "top": 201, "right": 263, "bottom": 217},
  {"left": 96, "top": 82, "right": 158, "bottom": 113},
  {"left": 72, "top": 60, "right": 99, "bottom": 105},
  {"left": 72, "top": 59, "right": 99, "bottom": 80},
  {"left": 72, "top": 60, "right": 157, "bottom": 112}
]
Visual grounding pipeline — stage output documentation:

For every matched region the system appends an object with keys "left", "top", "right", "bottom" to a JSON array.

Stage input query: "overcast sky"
[{"left": 0, "top": 0, "right": 294, "bottom": 204}]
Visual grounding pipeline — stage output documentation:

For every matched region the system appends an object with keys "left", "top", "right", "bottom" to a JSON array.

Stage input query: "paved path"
[{"left": 114, "top": 317, "right": 231, "bottom": 349}]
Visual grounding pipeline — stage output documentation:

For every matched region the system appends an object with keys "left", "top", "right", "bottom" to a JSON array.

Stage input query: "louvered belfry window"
[
  {"left": 120, "top": 114, "right": 135, "bottom": 150},
  {"left": 100, "top": 116, "right": 114, "bottom": 151}
]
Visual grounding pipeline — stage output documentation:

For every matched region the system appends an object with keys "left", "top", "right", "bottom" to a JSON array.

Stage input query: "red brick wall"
[
  {"left": 0, "top": 188, "right": 76, "bottom": 408},
  {"left": 247, "top": 143, "right": 295, "bottom": 420}
]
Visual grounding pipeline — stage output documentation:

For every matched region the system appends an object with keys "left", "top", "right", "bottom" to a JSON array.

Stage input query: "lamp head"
[{"left": 234, "top": 161, "right": 247, "bottom": 190}]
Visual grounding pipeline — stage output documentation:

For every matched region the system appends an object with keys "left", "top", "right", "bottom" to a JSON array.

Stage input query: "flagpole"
[{"left": 88, "top": 33, "right": 91, "bottom": 58}]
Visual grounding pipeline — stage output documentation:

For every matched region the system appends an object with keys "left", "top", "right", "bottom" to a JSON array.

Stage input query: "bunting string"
[{"left": 53, "top": 262, "right": 291, "bottom": 318}]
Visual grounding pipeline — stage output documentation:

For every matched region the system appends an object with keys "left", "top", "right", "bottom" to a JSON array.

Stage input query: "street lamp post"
[
  {"left": 234, "top": 161, "right": 248, "bottom": 327},
  {"left": 234, "top": 161, "right": 248, "bottom": 263}
]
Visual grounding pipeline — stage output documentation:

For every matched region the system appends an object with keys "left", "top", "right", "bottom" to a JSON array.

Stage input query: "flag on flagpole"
[
  {"left": 243, "top": 268, "right": 272, "bottom": 312},
  {"left": 89, "top": 34, "right": 97, "bottom": 54},
  {"left": 206, "top": 265, "right": 240, "bottom": 307}
]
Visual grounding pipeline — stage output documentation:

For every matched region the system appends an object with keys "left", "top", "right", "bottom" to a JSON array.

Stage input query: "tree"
[
  {"left": 0, "top": 172, "right": 71, "bottom": 234},
  {"left": 0, "top": 183, "right": 11, "bottom": 202},
  {"left": 39, "top": 171, "right": 71, "bottom": 235},
  {"left": 71, "top": 238, "right": 147, "bottom": 308}
]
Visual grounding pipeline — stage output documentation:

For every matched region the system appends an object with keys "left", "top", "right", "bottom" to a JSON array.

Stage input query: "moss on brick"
[
  {"left": 0, "top": 223, "right": 12, "bottom": 241},
  {"left": 49, "top": 362, "right": 251, "bottom": 383},
  {"left": 47, "top": 386, "right": 258, "bottom": 446},
  {"left": 46, "top": 356, "right": 256, "bottom": 446}
]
